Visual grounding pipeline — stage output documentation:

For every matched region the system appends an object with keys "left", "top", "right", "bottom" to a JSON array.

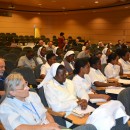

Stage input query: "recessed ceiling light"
[
  {"left": 38, "top": 4, "right": 42, "bottom": 6},
  {"left": 52, "top": 0, "right": 56, "bottom": 2},
  {"left": 38, "top": 12, "right": 41, "bottom": 14},
  {"left": 95, "top": 1, "right": 99, "bottom": 4},
  {"left": 8, "top": 5, "right": 15, "bottom": 9},
  {"left": 62, "top": 7, "right": 66, "bottom": 10},
  {"left": 80, "top": 6, "right": 85, "bottom": 8}
]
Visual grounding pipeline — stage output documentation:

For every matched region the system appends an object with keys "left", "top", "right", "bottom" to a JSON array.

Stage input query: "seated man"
[
  {"left": 17, "top": 50, "right": 39, "bottom": 69},
  {"left": 38, "top": 63, "right": 89, "bottom": 112},
  {"left": 0, "top": 73, "right": 97, "bottom": 130},
  {"left": 0, "top": 58, "right": 7, "bottom": 97},
  {"left": 40, "top": 52, "right": 56, "bottom": 79},
  {"left": 46, "top": 41, "right": 55, "bottom": 52},
  {"left": 37, "top": 46, "right": 47, "bottom": 64},
  {"left": 0, "top": 73, "right": 60, "bottom": 130}
]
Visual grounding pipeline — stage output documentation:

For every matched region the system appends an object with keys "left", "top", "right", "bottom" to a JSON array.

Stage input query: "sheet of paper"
[
  {"left": 72, "top": 105, "right": 95, "bottom": 115},
  {"left": 90, "top": 98, "right": 106, "bottom": 103},
  {"left": 118, "top": 79, "right": 130, "bottom": 84},
  {"left": 105, "top": 86, "right": 125, "bottom": 94}
]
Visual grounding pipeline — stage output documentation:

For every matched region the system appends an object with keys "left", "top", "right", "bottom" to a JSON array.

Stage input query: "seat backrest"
[
  {"left": 5, "top": 60, "right": 15, "bottom": 75},
  {"left": 117, "top": 87, "right": 130, "bottom": 116},
  {"left": 37, "top": 87, "right": 48, "bottom": 107},
  {"left": 12, "top": 67, "right": 37, "bottom": 87},
  {"left": 111, "top": 117, "right": 129, "bottom": 130},
  {"left": 34, "top": 64, "right": 42, "bottom": 79}
]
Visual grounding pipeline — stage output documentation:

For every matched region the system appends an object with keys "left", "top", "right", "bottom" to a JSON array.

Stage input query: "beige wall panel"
[{"left": 0, "top": 10, "right": 130, "bottom": 43}]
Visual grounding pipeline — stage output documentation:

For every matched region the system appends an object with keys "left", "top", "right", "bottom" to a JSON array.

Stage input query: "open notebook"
[
  {"left": 72, "top": 105, "right": 95, "bottom": 117},
  {"left": 105, "top": 86, "right": 125, "bottom": 94},
  {"left": 118, "top": 79, "right": 130, "bottom": 84},
  {"left": 90, "top": 98, "right": 106, "bottom": 103}
]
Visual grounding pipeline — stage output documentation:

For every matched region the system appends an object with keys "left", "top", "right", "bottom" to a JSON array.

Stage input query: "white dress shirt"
[
  {"left": 0, "top": 92, "right": 48, "bottom": 130},
  {"left": 119, "top": 58, "right": 130, "bottom": 74},
  {"left": 73, "top": 74, "right": 92, "bottom": 93},
  {"left": 104, "top": 63, "right": 120, "bottom": 78},
  {"left": 89, "top": 67, "right": 107, "bottom": 84},
  {"left": 101, "top": 54, "right": 107, "bottom": 65},
  {"left": 44, "top": 78, "right": 89, "bottom": 112},
  {"left": 40, "top": 62, "right": 50, "bottom": 75},
  {"left": 87, "top": 100, "right": 129, "bottom": 130}
]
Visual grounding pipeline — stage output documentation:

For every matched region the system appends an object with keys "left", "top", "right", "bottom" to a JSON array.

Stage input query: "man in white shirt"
[
  {"left": 17, "top": 50, "right": 38, "bottom": 69},
  {"left": 40, "top": 52, "right": 56, "bottom": 79}
]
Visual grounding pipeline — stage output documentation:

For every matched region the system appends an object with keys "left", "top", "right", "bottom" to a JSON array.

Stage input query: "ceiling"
[{"left": 0, "top": 0, "right": 130, "bottom": 13}]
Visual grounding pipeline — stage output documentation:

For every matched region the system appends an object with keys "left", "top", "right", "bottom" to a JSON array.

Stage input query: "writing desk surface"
[{"left": 66, "top": 114, "right": 89, "bottom": 125}]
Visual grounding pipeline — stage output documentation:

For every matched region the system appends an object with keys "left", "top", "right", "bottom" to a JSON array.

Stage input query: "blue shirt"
[{"left": 0, "top": 92, "right": 47, "bottom": 130}]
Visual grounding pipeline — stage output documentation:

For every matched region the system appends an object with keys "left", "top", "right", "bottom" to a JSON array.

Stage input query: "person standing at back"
[{"left": 58, "top": 32, "right": 65, "bottom": 50}]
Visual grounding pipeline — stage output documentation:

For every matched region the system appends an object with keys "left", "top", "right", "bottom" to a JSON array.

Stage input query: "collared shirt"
[
  {"left": 40, "top": 62, "right": 50, "bottom": 75},
  {"left": 89, "top": 67, "right": 107, "bottom": 84},
  {"left": 18, "top": 55, "right": 36, "bottom": 68},
  {"left": 0, "top": 92, "right": 47, "bottom": 130},
  {"left": 119, "top": 58, "right": 130, "bottom": 74},
  {"left": 73, "top": 75, "right": 92, "bottom": 93},
  {"left": 44, "top": 78, "right": 89, "bottom": 112},
  {"left": 104, "top": 63, "right": 120, "bottom": 78},
  {"left": 101, "top": 54, "right": 108, "bottom": 65}
]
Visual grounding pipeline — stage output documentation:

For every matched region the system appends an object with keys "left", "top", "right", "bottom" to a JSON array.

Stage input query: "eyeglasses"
[{"left": 16, "top": 81, "right": 28, "bottom": 90}]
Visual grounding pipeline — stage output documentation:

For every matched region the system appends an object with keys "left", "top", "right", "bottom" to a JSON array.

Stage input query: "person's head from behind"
[
  {"left": 56, "top": 48, "right": 64, "bottom": 57},
  {"left": 85, "top": 46, "right": 90, "bottom": 54},
  {"left": 46, "top": 52, "right": 56, "bottom": 66},
  {"left": 107, "top": 53, "right": 119, "bottom": 65},
  {"left": 64, "top": 51, "right": 75, "bottom": 63},
  {"left": 0, "top": 58, "right": 5, "bottom": 77},
  {"left": 119, "top": 49, "right": 129, "bottom": 61},
  {"left": 106, "top": 48, "right": 111, "bottom": 56},
  {"left": 60, "top": 32, "right": 64, "bottom": 36},
  {"left": 5, "top": 73, "right": 29, "bottom": 101},
  {"left": 40, "top": 46, "right": 46, "bottom": 57},
  {"left": 54, "top": 64, "right": 66, "bottom": 84},
  {"left": 74, "top": 58, "right": 90, "bottom": 75},
  {"left": 95, "top": 51, "right": 102, "bottom": 59},
  {"left": 26, "top": 50, "right": 35, "bottom": 60},
  {"left": 89, "top": 56, "right": 101, "bottom": 70}
]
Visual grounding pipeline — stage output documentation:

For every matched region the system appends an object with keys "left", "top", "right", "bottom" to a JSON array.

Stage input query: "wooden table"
[{"left": 65, "top": 114, "right": 89, "bottom": 125}]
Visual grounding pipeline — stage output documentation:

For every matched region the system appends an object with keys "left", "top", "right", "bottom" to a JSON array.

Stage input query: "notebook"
[
  {"left": 72, "top": 105, "right": 95, "bottom": 117},
  {"left": 105, "top": 86, "right": 125, "bottom": 94},
  {"left": 90, "top": 98, "right": 106, "bottom": 103}
]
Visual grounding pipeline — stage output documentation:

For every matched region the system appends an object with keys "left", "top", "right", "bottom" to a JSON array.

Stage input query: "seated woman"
[
  {"left": 72, "top": 58, "right": 110, "bottom": 101},
  {"left": 104, "top": 53, "right": 123, "bottom": 79},
  {"left": 61, "top": 50, "right": 75, "bottom": 79},
  {"left": 118, "top": 48, "right": 130, "bottom": 74},
  {"left": 38, "top": 63, "right": 89, "bottom": 112},
  {"left": 89, "top": 56, "right": 120, "bottom": 87},
  {"left": 0, "top": 73, "right": 60, "bottom": 130}
]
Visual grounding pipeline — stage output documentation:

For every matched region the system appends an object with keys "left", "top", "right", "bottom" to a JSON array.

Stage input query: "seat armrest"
[{"left": 47, "top": 107, "right": 65, "bottom": 117}]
